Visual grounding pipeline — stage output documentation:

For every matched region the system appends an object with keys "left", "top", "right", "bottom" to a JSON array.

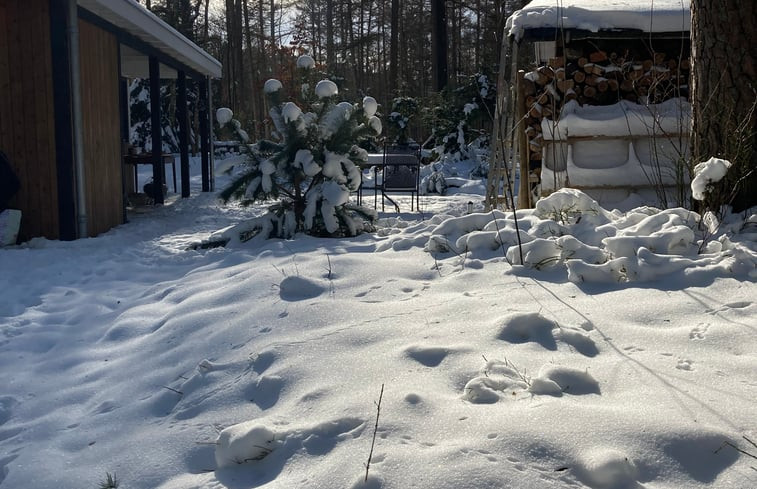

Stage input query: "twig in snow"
[
  {"left": 715, "top": 440, "right": 757, "bottom": 460},
  {"left": 364, "top": 384, "right": 384, "bottom": 482}
]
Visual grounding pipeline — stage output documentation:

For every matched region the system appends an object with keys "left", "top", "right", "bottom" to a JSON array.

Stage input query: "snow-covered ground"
[{"left": 0, "top": 156, "right": 755, "bottom": 489}]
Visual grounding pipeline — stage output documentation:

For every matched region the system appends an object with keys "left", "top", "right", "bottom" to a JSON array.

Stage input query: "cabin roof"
[
  {"left": 78, "top": 0, "right": 222, "bottom": 78},
  {"left": 506, "top": 0, "right": 691, "bottom": 41}
]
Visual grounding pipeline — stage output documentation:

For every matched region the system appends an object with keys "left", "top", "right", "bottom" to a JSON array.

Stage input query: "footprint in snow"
[
  {"left": 278, "top": 276, "right": 325, "bottom": 301},
  {"left": 405, "top": 345, "right": 450, "bottom": 367},
  {"left": 497, "top": 312, "right": 598, "bottom": 356}
]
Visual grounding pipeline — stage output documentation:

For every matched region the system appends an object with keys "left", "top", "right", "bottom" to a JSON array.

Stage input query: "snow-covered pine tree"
[
  {"left": 209, "top": 56, "right": 383, "bottom": 246},
  {"left": 387, "top": 97, "right": 419, "bottom": 146},
  {"left": 424, "top": 72, "right": 495, "bottom": 161}
]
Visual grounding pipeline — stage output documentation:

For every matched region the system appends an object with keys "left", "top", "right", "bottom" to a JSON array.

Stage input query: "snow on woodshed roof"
[{"left": 506, "top": 0, "right": 691, "bottom": 40}]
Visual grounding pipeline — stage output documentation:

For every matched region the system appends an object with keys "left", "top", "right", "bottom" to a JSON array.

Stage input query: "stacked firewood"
[{"left": 522, "top": 50, "right": 690, "bottom": 163}]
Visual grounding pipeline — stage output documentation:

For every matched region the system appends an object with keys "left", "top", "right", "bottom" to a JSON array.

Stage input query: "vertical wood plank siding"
[
  {"left": 0, "top": 0, "right": 59, "bottom": 240},
  {"left": 78, "top": 19, "right": 123, "bottom": 237}
]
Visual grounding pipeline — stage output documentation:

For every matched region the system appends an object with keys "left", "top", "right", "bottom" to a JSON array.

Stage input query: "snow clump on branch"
[
  {"left": 263, "top": 79, "right": 283, "bottom": 93},
  {"left": 315, "top": 80, "right": 338, "bottom": 98},
  {"left": 215, "top": 107, "right": 233, "bottom": 125},
  {"left": 296, "top": 54, "right": 315, "bottom": 69},
  {"left": 691, "top": 157, "right": 732, "bottom": 201},
  {"left": 362, "top": 96, "right": 378, "bottom": 117}
]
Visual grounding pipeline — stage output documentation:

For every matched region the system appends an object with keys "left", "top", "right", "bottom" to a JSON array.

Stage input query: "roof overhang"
[
  {"left": 77, "top": 0, "right": 222, "bottom": 79},
  {"left": 507, "top": 0, "right": 691, "bottom": 42}
]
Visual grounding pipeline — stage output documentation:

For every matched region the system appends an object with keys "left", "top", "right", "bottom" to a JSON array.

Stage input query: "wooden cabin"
[
  {"left": 0, "top": 0, "right": 222, "bottom": 242},
  {"left": 487, "top": 0, "right": 692, "bottom": 210}
]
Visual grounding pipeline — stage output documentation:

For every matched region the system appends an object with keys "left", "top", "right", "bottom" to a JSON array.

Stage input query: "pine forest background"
[{"left": 131, "top": 0, "right": 529, "bottom": 151}]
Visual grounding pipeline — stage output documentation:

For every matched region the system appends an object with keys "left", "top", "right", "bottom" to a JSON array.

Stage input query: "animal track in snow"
[
  {"left": 676, "top": 358, "right": 694, "bottom": 371},
  {"left": 689, "top": 323, "right": 709, "bottom": 340}
]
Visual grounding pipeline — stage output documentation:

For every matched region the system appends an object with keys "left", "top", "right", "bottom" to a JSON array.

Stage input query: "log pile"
[{"left": 521, "top": 50, "right": 690, "bottom": 163}]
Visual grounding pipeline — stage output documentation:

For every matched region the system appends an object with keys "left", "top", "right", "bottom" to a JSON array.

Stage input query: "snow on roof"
[
  {"left": 78, "top": 0, "right": 222, "bottom": 78},
  {"left": 506, "top": 0, "right": 691, "bottom": 40}
]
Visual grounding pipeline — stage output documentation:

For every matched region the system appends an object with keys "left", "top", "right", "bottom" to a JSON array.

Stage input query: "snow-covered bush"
[
  {"left": 387, "top": 96, "right": 419, "bottom": 146},
  {"left": 214, "top": 59, "right": 381, "bottom": 244}
]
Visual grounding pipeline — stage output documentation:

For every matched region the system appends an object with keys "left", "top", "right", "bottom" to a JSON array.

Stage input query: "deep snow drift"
[{"left": 0, "top": 157, "right": 755, "bottom": 489}]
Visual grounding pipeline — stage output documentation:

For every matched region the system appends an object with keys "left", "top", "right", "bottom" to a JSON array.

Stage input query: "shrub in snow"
[
  {"left": 422, "top": 72, "right": 496, "bottom": 162},
  {"left": 387, "top": 96, "right": 419, "bottom": 146},
  {"left": 214, "top": 61, "right": 381, "bottom": 245}
]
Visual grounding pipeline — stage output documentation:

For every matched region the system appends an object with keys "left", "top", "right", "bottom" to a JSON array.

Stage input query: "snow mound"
[
  {"left": 279, "top": 276, "right": 325, "bottom": 301},
  {"left": 498, "top": 312, "right": 558, "bottom": 350},
  {"left": 530, "top": 365, "right": 600, "bottom": 396},
  {"left": 463, "top": 359, "right": 530, "bottom": 403},
  {"left": 215, "top": 422, "right": 278, "bottom": 468},
  {"left": 575, "top": 448, "right": 639, "bottom": 489},
  {"left": 426, "top": 188, "right": 757, "bottom": 283}
]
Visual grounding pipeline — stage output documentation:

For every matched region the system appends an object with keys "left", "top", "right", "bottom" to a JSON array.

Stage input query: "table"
[{"left": 123, "top": 153, "right": 176, "bottom": 193}]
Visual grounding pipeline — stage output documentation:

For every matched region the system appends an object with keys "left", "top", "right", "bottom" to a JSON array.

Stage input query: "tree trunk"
[
  {"left": 326, "top": 0, "right": 335, "bottom": 69},
  {"left": 431, "top": 0, "right": 447, "bottom": 91},
  {"left": 691, "top": 0, "right": 757, "bottom": 212},
  {"left": 389, "top": 0, "right": 399, "bottom": 92}
]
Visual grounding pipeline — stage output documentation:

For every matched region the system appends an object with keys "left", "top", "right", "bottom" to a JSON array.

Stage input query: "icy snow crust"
[
  {"left": 507, "top": 0, "right": 691, "bottom": 40},
  {"left": 0, "top": 157, "right": 755, "bottom": 489}
]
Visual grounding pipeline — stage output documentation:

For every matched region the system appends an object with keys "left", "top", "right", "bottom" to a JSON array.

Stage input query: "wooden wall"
[
  {"left": 0, "top": 0, "right": 59, "bottom": 241},
  {"left": 78, "top": 19, "right": 124, "bottom": 237}
]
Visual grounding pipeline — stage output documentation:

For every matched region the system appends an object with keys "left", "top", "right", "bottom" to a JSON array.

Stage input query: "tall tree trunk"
[
  {"left": 691, "top": 0, "right": 757, "bottom": 211},
  {"left": 326, "top": 0, "right": 334, "bottom": 69},
  {"left": 431, "top": 0, "right": 448, "bottom": 91},
  {"left": 390, "top": 0, "right": 399, "bottom": 92}
]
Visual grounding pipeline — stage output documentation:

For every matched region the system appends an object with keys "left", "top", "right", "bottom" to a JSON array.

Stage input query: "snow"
[
  {"left": 263, "top": 78, "right": 283, "bottom": 93},
  {"left": 540, "top": 99, "right": 691, "bottom": 197},
  {"left": 315, "top": 79, "right": 338, "bottom": 98},
  {"left": 0, "top": 156, "right": 756, "bottom": 489},
  {"left": 362, "top": 96, "right": 378, "bottom": 117},
  {"left": 281, "top": 101, "right": 303, "bottom": 123},
  {"left": 215, "top": 107, "right": 233, "bottom": 125},
  {"left": 541, "top": 99, "right": 691, "bottom": 140},
  {"left": 368, "top": 115, "right": 382, "bottom": 135},
  {"left": 691, "top": 157, "right": 732, "bottom": 201},
  {"left": 507, "top": 0, "right": 691, "bottom": 40},
  {"left": 296, "top": 54, "right": 315, "bottom": 70}
]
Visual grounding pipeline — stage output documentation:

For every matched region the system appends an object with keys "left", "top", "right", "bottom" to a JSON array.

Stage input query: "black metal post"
[
  {"left": 149, "top": 56, "right": 164, "bottom": 204},
  {"left": 199, "top": 77, "right": 210, "bottom": 192},
  {"left": 49, "top": 0, "right": 76, "bottom": 240},
  {"left": 177, "top": 71, "right": 190, "bottom": 198}
]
